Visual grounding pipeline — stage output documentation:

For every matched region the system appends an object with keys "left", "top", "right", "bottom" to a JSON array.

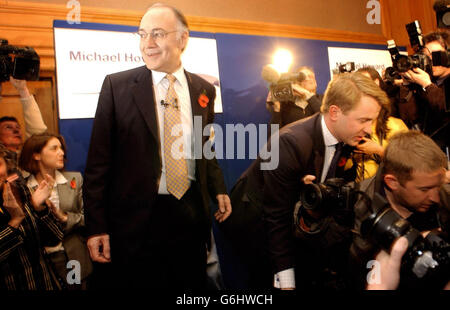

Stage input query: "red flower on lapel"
[
  {"left": 198, "top": 90, "right": 209, "bottom": 108},
  {"left": 338, "top": 156, "right": 347, "bottom": 167},
  {"left": 70, "top": 177, "right": 76, "bottom": 189}
]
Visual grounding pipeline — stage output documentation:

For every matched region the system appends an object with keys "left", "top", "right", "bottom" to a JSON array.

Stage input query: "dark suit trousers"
[{"left": 91, "top": 183, "right": 208, "bottom": 290}]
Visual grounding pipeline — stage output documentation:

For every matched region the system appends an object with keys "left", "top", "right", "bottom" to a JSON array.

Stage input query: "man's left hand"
[{"left": 214, "top": 194, "right": 232, "bottom": 223}]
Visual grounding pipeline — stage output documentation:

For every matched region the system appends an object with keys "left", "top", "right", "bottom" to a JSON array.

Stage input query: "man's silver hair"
[{"left": 146, "top": 3, "right": 189, "bottom": 41}]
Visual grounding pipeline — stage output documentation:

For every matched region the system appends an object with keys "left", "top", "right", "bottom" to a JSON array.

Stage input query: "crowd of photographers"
[{"left": 224, "top": 27, "right": 450, "bottom": 291}]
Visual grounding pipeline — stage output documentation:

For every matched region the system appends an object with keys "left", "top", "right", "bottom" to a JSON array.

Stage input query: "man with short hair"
[
  {"left": 350, "top": 131, "right": 450, "bottom": 289},
  {"left": 83, "top": 3, "right": 231, "bottom": 289},
  {"left": 228, "top": 72, "right": 388, "bottom": 290}
]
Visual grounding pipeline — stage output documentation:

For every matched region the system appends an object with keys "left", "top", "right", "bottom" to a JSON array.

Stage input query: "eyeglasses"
[{"left": 135, "top": 28, "right": 178, "bottom": 41}]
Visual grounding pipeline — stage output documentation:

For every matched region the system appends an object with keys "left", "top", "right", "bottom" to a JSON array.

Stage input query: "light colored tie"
[{"left": 163, "top": 74, "right": 189, "bottom": 200}]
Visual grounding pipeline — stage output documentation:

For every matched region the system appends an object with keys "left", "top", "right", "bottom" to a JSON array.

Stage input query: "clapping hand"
[
  {"left": 31, "top": 174, "right": 55, "bottom": 211},
  {"left": 2, "top": 174, "right": 25, "bottom": 228}
]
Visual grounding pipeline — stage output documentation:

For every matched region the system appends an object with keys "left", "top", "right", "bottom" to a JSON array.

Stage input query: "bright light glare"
[{"left": 272, "top": 49, "right": 293, "bottom": 74}]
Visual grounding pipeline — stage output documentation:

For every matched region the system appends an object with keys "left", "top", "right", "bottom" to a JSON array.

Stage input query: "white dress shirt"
[
  {"left": 152, "top": 66, "right": 196, "bottom": 195},
  {"left": 320, "top": 115, "right": 340, "bottom": 183},
  {"left": 274, "top": 114, "right": 340, "bottom": 289}
]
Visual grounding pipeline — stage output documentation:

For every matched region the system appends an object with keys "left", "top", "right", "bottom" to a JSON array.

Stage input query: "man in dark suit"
[
  {"left": 226, "top": 72, "right": 389, "bottom": 290},
  {"left": 83, "top": 3, "right": 231, "bottom": 289}
]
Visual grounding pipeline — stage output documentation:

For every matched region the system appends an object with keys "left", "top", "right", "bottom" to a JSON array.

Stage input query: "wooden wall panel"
[
  {"left": 380, "top": 0, "right": 438, "bottom": 52},
  {"left": 1, "top": 1, "right": 390, "bottom": 74}
]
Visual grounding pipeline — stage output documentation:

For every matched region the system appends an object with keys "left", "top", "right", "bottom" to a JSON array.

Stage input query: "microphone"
[
  {"left": 160, "top": 99, "right": 179, "bottom": 110},
  {"left": 261, "top": 64, "right": 280, "bottom": 84}
]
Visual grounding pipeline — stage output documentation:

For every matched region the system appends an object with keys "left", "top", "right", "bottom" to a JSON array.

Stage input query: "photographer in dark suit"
[
  {"left": 266, "top": 66, "right": 323, "bottom": 129},
  {"left": 225, "top": 72, "right": 388, "bottom": 290},
  {"left": 393, "top": 31, "right": 449, "bottom": 149},
  {"left": 83, "top": 3, "right": 231, "bottom": 289}
]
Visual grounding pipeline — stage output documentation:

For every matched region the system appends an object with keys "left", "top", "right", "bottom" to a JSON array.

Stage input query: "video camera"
[
  {"left": 0, "top": 39, "right": 40, "bottom": 83},
  {"left": 361, "top": 193, "right": 450, "bottom": 289},
  {"left": 385, "top": 21, "right": 433, "bottom": 82},
  {"left": 261, "top": 65, "right": 306, "bottom": 102}
]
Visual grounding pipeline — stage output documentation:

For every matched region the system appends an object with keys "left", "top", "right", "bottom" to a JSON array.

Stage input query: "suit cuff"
[{"left": 274, "top": 268, "right": 295, "bottom": 289}]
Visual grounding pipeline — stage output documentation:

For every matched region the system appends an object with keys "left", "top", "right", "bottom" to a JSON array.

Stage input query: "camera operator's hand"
[
  {"left": 292, "top": 83, "right": 313, "bottom": 100},
  {"left": 401, "top": 68, "right": 432, "bottom": 89},
  {"left": 366, "top": 236, "right": 409, "bottom": 290},
  {"left": 355, "top": 137, "right": 384, "bottom": 157},
  {"left": 9, "top": 77, "right": 31, "bottom": 99}
]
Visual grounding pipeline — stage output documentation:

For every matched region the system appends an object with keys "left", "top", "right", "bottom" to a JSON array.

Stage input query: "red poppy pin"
[
  {"left": 70, "top": 177, "right": 76, "bottom": 189},
  {"left": 338, "top": 156, "right": 347, "bottom": 167},
  {"left": 198, "top": 91, "right": 209, "bottom": 108}
]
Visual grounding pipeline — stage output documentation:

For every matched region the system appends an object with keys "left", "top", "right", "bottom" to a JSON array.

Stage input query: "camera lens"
[
  {"left": 396, "top": 55, "right": 413, "bottom": 72},
  {"left": 301, "top": 183, "right": 323, "bottom": 210}
]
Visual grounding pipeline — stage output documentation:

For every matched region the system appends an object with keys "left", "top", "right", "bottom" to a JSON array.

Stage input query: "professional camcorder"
[
  {"left": 261, "top": 65, "right": 306, "bottom": 101},
  {"left": 0, "top": 39, "right": 40, "bottom": 83},
  {"left": 385, "top": 21, "right": 433, "bottom": 82},
  {"left": 361, "top": 193, "right": 450, "bottom": 289}
]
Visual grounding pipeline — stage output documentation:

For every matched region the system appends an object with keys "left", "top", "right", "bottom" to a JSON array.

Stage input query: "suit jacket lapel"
[
  {"left": 185, "top": 70, "right": 205, "bottom": 122},
  {"left": 57, "top": 182, "right": 71, "bottom": 212},
  {"left": 132, "top": 67, "right": 159, "bottom": 142}
]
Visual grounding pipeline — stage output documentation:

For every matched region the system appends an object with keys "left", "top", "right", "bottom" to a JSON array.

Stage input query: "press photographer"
[
  {"left": 263, "top": 65, "right": 323, "bottom": 129},
  {"left": 350, "top": 131, "right": 450, "bottom": 290},
  {"left": 0, "top": 39, "right": 46, "bottom": 154},
  {"left": 388, "top": 26, "right": 449, "bottom": 150}
]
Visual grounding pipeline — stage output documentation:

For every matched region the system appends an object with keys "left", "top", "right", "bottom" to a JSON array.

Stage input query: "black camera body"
[
  {"left": 298, "top": 178, "right": 357, "bottom": 227},
  {"left": 385, "top": 21, "right": 433, "bottom": 82},
  {"left": 338, "top": 62, "right": 355, "bottom": 73},
  {"left": 0, "top": 39, "right": 40, "bottom": 83},
  {"left": 270, "top": 71, "right": 306, "bottom": 102},
  {"left": 387, "top": 40, "right": 432, "bottom": 75},
  {"left": 361, "top": 193, "right": 450, "bottom": 289},
  {"left": 300, "top": 178, "right": 355, "bottom": 212}
]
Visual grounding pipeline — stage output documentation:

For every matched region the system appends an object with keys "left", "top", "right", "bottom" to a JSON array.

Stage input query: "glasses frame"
[{"left": 135, "top": 28, "right": 179, "bottom": 41}]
